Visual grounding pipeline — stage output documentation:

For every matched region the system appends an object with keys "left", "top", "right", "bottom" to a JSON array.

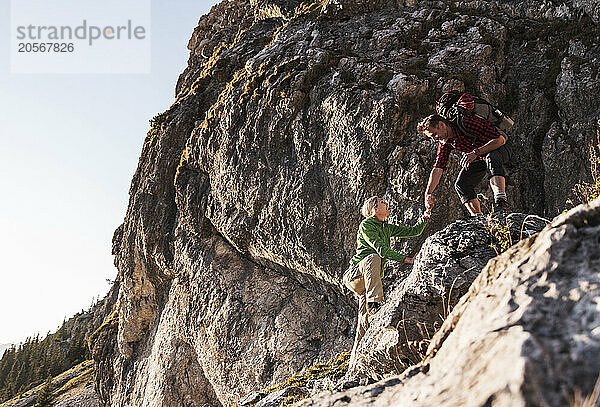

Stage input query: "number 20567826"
[{"left": 18, "top": 43, "right": 74, "bottom": 52}]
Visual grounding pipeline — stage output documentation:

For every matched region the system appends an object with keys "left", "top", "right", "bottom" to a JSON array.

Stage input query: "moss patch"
[{"left": 265, "top": 350, "right": 350, "bottom": 395}]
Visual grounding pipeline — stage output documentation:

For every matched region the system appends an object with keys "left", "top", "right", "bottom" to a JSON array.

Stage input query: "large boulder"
[
  {"left": 299, "top": 198, "right": 600, "bottom": 406},
  {"left": 347, "top": 212, "right": 547, "bottom": 379}
]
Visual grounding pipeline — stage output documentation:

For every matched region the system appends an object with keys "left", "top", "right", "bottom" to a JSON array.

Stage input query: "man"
[
  {"left": 343, "top": 196, "right": 430, "bottom": 362},
  {"left": 417, "top": 112, "right": 510, "bottom": 215}
]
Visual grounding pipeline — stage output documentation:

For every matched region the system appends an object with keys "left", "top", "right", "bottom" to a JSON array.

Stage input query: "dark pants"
[{"left": 455, "top": 145, "right": 510, "bottom": 203}]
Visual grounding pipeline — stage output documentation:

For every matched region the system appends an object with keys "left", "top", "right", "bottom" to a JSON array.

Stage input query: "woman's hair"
[{"left": 361, "top": 196, "right": 379, "bottom": 218}]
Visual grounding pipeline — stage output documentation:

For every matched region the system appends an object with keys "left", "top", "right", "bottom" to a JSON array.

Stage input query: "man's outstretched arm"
[{"left": 424, "top": 167, "right": 444, "bottom": 207}]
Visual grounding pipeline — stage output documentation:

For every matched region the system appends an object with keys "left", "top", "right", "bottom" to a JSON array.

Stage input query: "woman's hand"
[
  {"left": 403, "top": 257, "right": 414, "bottom": 264},
  {"left": 424, "top": 207, "right": 432, "bottom": 218}
]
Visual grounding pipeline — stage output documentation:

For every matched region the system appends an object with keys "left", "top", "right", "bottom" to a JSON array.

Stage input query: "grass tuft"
[
  {"left": 88, "top": 308, "right": 118, "bottom": 349},
  {"left": 263, "top": 350, "right": 350, "bottom": 396},
  {"left": 145, "top": 111, "right": 169, "bottom": 145},
  {"left": 483, "top": 215, "right": 513, "bottom": 255},
  {"left": 568, "top": 120, "right": 600, "bottom": 207},
  {"left": 570, "top": 374, "right": 600, "bottom": 407}
]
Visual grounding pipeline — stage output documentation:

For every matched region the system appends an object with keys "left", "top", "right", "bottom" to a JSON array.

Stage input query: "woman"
[{"left": 343, "top": 196, "right": 431, "bottom": 359}]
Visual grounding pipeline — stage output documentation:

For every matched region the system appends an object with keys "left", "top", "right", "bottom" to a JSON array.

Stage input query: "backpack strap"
[{"left": 455, "top": 113, "right": 477, "bottom": 142}]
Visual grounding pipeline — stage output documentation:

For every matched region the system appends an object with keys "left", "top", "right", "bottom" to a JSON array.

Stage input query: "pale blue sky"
[{"left": 0, "top": 0, "right": 219, "bottom": 344}]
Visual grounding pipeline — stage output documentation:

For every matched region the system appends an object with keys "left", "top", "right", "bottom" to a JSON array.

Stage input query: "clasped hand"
[
  {"left": 460, "top": 152, "right": 478, "bottom": 168},
  {"left": 424, "top": 193, "right": 435, "bottom": 214}
]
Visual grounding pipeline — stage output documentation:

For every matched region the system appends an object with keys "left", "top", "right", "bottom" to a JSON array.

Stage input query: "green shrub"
[{"left": 145, "top": 111, "right": 169, "bottom": 145}]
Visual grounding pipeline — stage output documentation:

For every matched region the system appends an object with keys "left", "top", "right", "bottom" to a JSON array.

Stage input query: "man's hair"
[
  {"left": 361, "top": 196, "right": 379, "bottom": 218},
  {"left": 417, "top": 114, "right": 448, "bottom": 135}
]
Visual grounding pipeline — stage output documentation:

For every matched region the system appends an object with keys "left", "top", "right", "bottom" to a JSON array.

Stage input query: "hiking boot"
[
  {"left": 493, "top": 198, "right": 510, "bottom": 213},
  {"left": 367, "top": 301, "right": 381, "bottom": 315}
]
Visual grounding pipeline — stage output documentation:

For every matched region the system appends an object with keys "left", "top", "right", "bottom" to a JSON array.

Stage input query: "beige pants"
[{"left": 343, "top": 254, "right": 384, "bottom": 360}]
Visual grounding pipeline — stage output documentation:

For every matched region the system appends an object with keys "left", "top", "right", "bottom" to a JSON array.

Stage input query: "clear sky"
[{"left": 0, "top": 0, "right": 219, "bottom": 345}]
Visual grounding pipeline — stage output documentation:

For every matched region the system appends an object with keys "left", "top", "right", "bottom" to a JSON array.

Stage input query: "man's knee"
[
  {"left": 486, "top": 149, "right": 507, "bottom": 178},
  {"left": 454, "top": 177, "right": 472, "bottom": 203}
]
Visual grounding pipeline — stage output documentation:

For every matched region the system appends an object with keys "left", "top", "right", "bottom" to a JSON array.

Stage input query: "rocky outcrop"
[
  {"left": 299, "top": 198, "right": 600, "bottom": 406},
  {"left": 347, "top": 213, "right": 547, "bottom": 379},
  {"left": 91, "top": 0, "right": 600, "bottom": 406}
]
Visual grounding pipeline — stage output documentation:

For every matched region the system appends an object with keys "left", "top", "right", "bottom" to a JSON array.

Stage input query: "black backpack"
[{"left": 436, "top": 91, "right": 514, "bottom": 140}]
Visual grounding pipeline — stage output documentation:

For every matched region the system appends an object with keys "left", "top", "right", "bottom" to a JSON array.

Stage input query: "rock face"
[
  {"left": 90, "top": 0, "right": 600, "bottom": 406},
  {"left": 97, "top": 231, "right": 353, "bottom": 407},
  {"left": 299, "top": 198, "right": 600, "bottom": 406}
]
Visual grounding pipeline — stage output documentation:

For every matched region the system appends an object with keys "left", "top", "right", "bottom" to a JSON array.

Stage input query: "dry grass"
[
  {"left": 395, "top": 310, "right": 425, "bottom": 367},
  {"left": 477, "top": 196, "right": 551, "bottom": 254},
  {"left": 570, "top": 374, "right": 600, "bottom": 407},
  {"left": 88, "top": 307, "right": 118, "bottom": 348},
  {"left": 393, "top": 277, "right": 462, "bottom": 371},
  {"left": 569, "top": 120, "right": 600, "bottom": 207},
  {"left": 484, "top": 215, "right": 513, "bottom": 255},
  {"left": 262, "top": 350, "right": 350, "bottom": 399},
  {"left": 53, "top": 363, "right": 94, "bottom": 396}
]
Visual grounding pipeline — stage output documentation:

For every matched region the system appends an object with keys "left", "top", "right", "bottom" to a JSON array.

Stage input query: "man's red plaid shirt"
[{"left": 434, "top": 114, "right": 502, "bottom": 170}]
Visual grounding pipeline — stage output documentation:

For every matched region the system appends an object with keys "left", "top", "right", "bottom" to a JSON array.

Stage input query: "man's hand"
[
  {"left": 424, "top": 195, "right": 433, "bottom": 218},
  {"left": 425, "top": 168, "right": 443, "bottom": 208},
  {"left": 460, "top": 152, "right": 478, "bottom": 168},
  {"left": 425, "top": 193, "right": 435, "bottom": 211},
  {"left": 403, "top": 257, "right": 414, "bottom": 264}
]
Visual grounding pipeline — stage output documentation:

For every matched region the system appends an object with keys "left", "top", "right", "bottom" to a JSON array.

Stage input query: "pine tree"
[
  {"left": 0, "top": 301, "right": 100, "bottom": 402},
  {"left": 34, "top": 376, "right": 53, "bottom": 407}
]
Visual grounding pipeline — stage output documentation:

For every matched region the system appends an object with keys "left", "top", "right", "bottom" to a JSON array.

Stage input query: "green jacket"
[{"left": 350, "top": 215, "right": 429, "bottom": 276}]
